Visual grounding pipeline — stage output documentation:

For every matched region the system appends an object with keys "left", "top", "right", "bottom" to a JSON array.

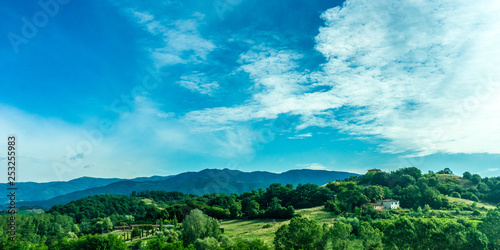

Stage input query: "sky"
[{"left": 1, "top": 0, "right": 500, "bottom": 182}]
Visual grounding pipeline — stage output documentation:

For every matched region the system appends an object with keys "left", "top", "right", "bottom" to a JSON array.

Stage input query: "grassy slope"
[
  {"left": 447, "top": 197, "right": 497, "bottom": 210},
  {"left": 435, "top": 174, "right": 473, "bottom": 187},
  {"left": 220, "top": 206, "right": 337, "bottom": 246}
]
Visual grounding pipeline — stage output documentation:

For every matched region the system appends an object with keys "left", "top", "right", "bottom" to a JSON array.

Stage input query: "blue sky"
[{"left": 1, "top": 0, "right": 500, "bottom": 182}]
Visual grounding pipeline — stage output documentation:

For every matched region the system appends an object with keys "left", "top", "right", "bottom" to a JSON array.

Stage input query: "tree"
[
  {"left": 131, "top": 227, "right": 141, "bottom": 239},
  {"left": 472, "top": 174, "right": 482, "bottom": 185},
  {"left": 194, "top": 237, "right": 219, "bottom": 250},
  {"left": 103, "top": 217, "right": 113, "bottom": 233},
  {"left": 382, "top": 217, "right": 417, "bottom": 249},
  {"left": 232, "top": 238, "right": 271, "bottom": 250},
  {"left": 463, "top": 172, "right": 472, "bottom": 180},
  {"left": 365, "top": 186, "right": 385, "bottom": 202},
  {"left": 58, "top": 234, "right": 127, "bottom": 250},
  {"left": 182, "top": 209, "right": 221, "bottom": 245},
  {"left": 274, "top": 217, "right": 324, "bottom": 250},
  {"left": 372, "top": 172, "right": 390, "bottom": 186},
  {"left": 464, "top": 228, "right": 489, "bottom": 250},
  {"left": 478, "top": 209, "right": 500, "bottom": 247},
  {"left": 358, "top": 221, "right": 383, "bottom": 249},
  {"left": 229, "top": 201, "right": 242, "bottom": 218},
  {"left": 243, "top": 199, "right": 260, "bottom": 218},
  {"left": 437, "top": 168, "right": 454, "bottom": 175},
  {"left": 330, "top": 221, "right": 352, "bottom": 249}
]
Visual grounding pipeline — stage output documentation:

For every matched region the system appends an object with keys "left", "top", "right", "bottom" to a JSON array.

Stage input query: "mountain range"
[{"left": 5, "top": 168, "right": 360, "bottom": 208}]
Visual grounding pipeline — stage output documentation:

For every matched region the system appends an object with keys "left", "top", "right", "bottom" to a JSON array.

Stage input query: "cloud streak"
[{"left": 130, "top": 10, "right": 216, "bottom": 68}]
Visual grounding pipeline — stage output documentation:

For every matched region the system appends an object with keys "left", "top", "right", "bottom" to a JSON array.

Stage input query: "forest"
[{"left": 1, "top": 167, "right": 500, "bottom": 249}]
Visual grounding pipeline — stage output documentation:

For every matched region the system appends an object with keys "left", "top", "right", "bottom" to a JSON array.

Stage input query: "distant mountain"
[
  {"left": 14, "top": 168, "right": 359, "bottom": 208},
  {"left": 1, "top": 175, "right": 173, "bottom": 203}
]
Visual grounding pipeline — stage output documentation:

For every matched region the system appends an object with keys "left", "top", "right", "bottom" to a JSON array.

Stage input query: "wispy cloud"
[
  {"left": 183, "top": 46, "right": 342, "bottom": 131},
  {"left": 288, "top": 133, "right": 312, "bottom": 139},
  {"left": 0, "top": 97, "right": 259, "bottom": 181},
  {"left": 178, "top": 73, "right": 219, "bottom": 95},
  {"left": 129, "top": 10, "right": 215, "bottom": 68}
]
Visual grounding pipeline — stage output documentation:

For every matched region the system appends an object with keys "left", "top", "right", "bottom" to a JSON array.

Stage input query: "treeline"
[
  {"left": 273, "top": 209, "right": 500, "bottom": 250},
  {"left": 357, "top": 167, "right": 500, "bottom": 205},
  {"left": 49, "top": 182, "right": 336, "bottom": 230},
  {"left": 0, "top": 213, "right": 78, "bottom": 249}
]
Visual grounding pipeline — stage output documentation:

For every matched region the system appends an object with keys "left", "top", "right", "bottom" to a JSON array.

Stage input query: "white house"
[{"left": 376, "top": 199, "right": 400, "bottom": 209}]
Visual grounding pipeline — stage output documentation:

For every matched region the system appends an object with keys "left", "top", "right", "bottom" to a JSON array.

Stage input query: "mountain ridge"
[{"left": 10, "top": 168, "right": 360, "bottom": 208}]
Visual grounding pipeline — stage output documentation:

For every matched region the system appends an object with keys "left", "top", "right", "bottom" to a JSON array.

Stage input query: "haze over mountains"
[{"left": 5, "top": 169, "right": 359, "bottom": 208}]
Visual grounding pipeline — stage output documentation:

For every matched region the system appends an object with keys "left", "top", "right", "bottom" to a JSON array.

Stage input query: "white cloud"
[
  {"left": 297, "top": 163, "right": 328, "bottom": 170},
  {"left": 488, "top": 168, "right": 499, "bottom": 172},
  {"left": 156, "top": 111, "right": 175, "bottom": 119},
  {"left": 287, "top": 133, "right": 312, "bottom": 139},
  {"left": 314, "top": 0, "right": 500, "bottom": 156},
  {"left": 183, "top": 47, "right": 343, "bottom": 131},
  {"left": 178, "top": 73, "right": 219, "bottom": 95},
  {"left": 185, "top": 0, "right": 500, "bottom": 157},
  {"left": 129, "top": 11, "right": 215, "bottom": 68}
]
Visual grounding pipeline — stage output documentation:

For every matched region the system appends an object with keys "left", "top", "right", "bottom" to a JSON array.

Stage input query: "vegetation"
[{"left": 1, "top": 167, "right": 500, "bottom": 249}]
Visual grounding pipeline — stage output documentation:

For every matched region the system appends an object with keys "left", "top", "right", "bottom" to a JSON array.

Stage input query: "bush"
[
  {"left": 262, "top": 223, "right": 273, "bottom": 229},
  {"left": 470, "top": 194, "right": 479, "bottom": 202},
  {"left": 194, "top": 237, "right": 219, "bottom": 250},
  {"left": 451, "top": 192, "right": 461, "bottom": 198}
]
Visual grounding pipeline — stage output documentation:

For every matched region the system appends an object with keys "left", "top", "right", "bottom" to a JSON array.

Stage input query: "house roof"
[
  {"left": 367, "top": 203, "right": 383, "bottom": 206},
  {"left": 376, "top": 199, "right": 399, "bottom": 202}
]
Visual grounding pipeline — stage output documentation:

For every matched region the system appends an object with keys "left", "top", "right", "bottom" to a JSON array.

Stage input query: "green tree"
[
  {"left": 358, "top": 221, "right": 383, "bottom": 249},
  {"left": 103, "top": 217, "right": 113, "bottom": 233},
  {"left": 437, "top": 168, "right": 454, "bottom": 175},
  {"left": 330, "top": 221, "right": 352, "bottom": 249},
  {"left": 243, "top": 199, "right": 260, "bottom": 218},
  {"left": 472, "top": 174, "right": 482, "bottom": 185},
  {"left": 58, "top": 233, "right": 127, "bottom": 250},
  {"left": 365, "top": 185, "right": 385, "bottom": 202},
  {"left": 232, "top": 238, "right": 271, "bottom": 250},
  {"left": 274, "top": 216, "right": 324, "bottom": 250},
  {"left": 478, "top": 209, "right": 500, "bottom": 247},
  {"left": 463, "top": 171, "right": 472, "bottom": 180},
  {"left": 194, "top": 237, "right": 219, "bottom": 250},
  {"left": 182, "top": 209, "right": 221, "bottom": 245},
  {"left": 463, "top": 228, "right": 489, "bottom": 250}
]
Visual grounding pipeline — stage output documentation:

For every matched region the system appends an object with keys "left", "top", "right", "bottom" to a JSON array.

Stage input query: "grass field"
[
  {"left": 447, "top": 197, "right": 497, "bottom": 210},
  {"left": 220, "top": 206, "right": 337, "bottom": 246},
  {"left": 220, "top": 218, "right": 287, "bottom": 245},
  {"left": 142, "top": 198, "right": 165, "bottom": 210}
]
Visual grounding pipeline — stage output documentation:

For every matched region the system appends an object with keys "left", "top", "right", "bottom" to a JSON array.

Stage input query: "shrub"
[{"left": 262, "top": 223, "right": 273, "bottom": 229}]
